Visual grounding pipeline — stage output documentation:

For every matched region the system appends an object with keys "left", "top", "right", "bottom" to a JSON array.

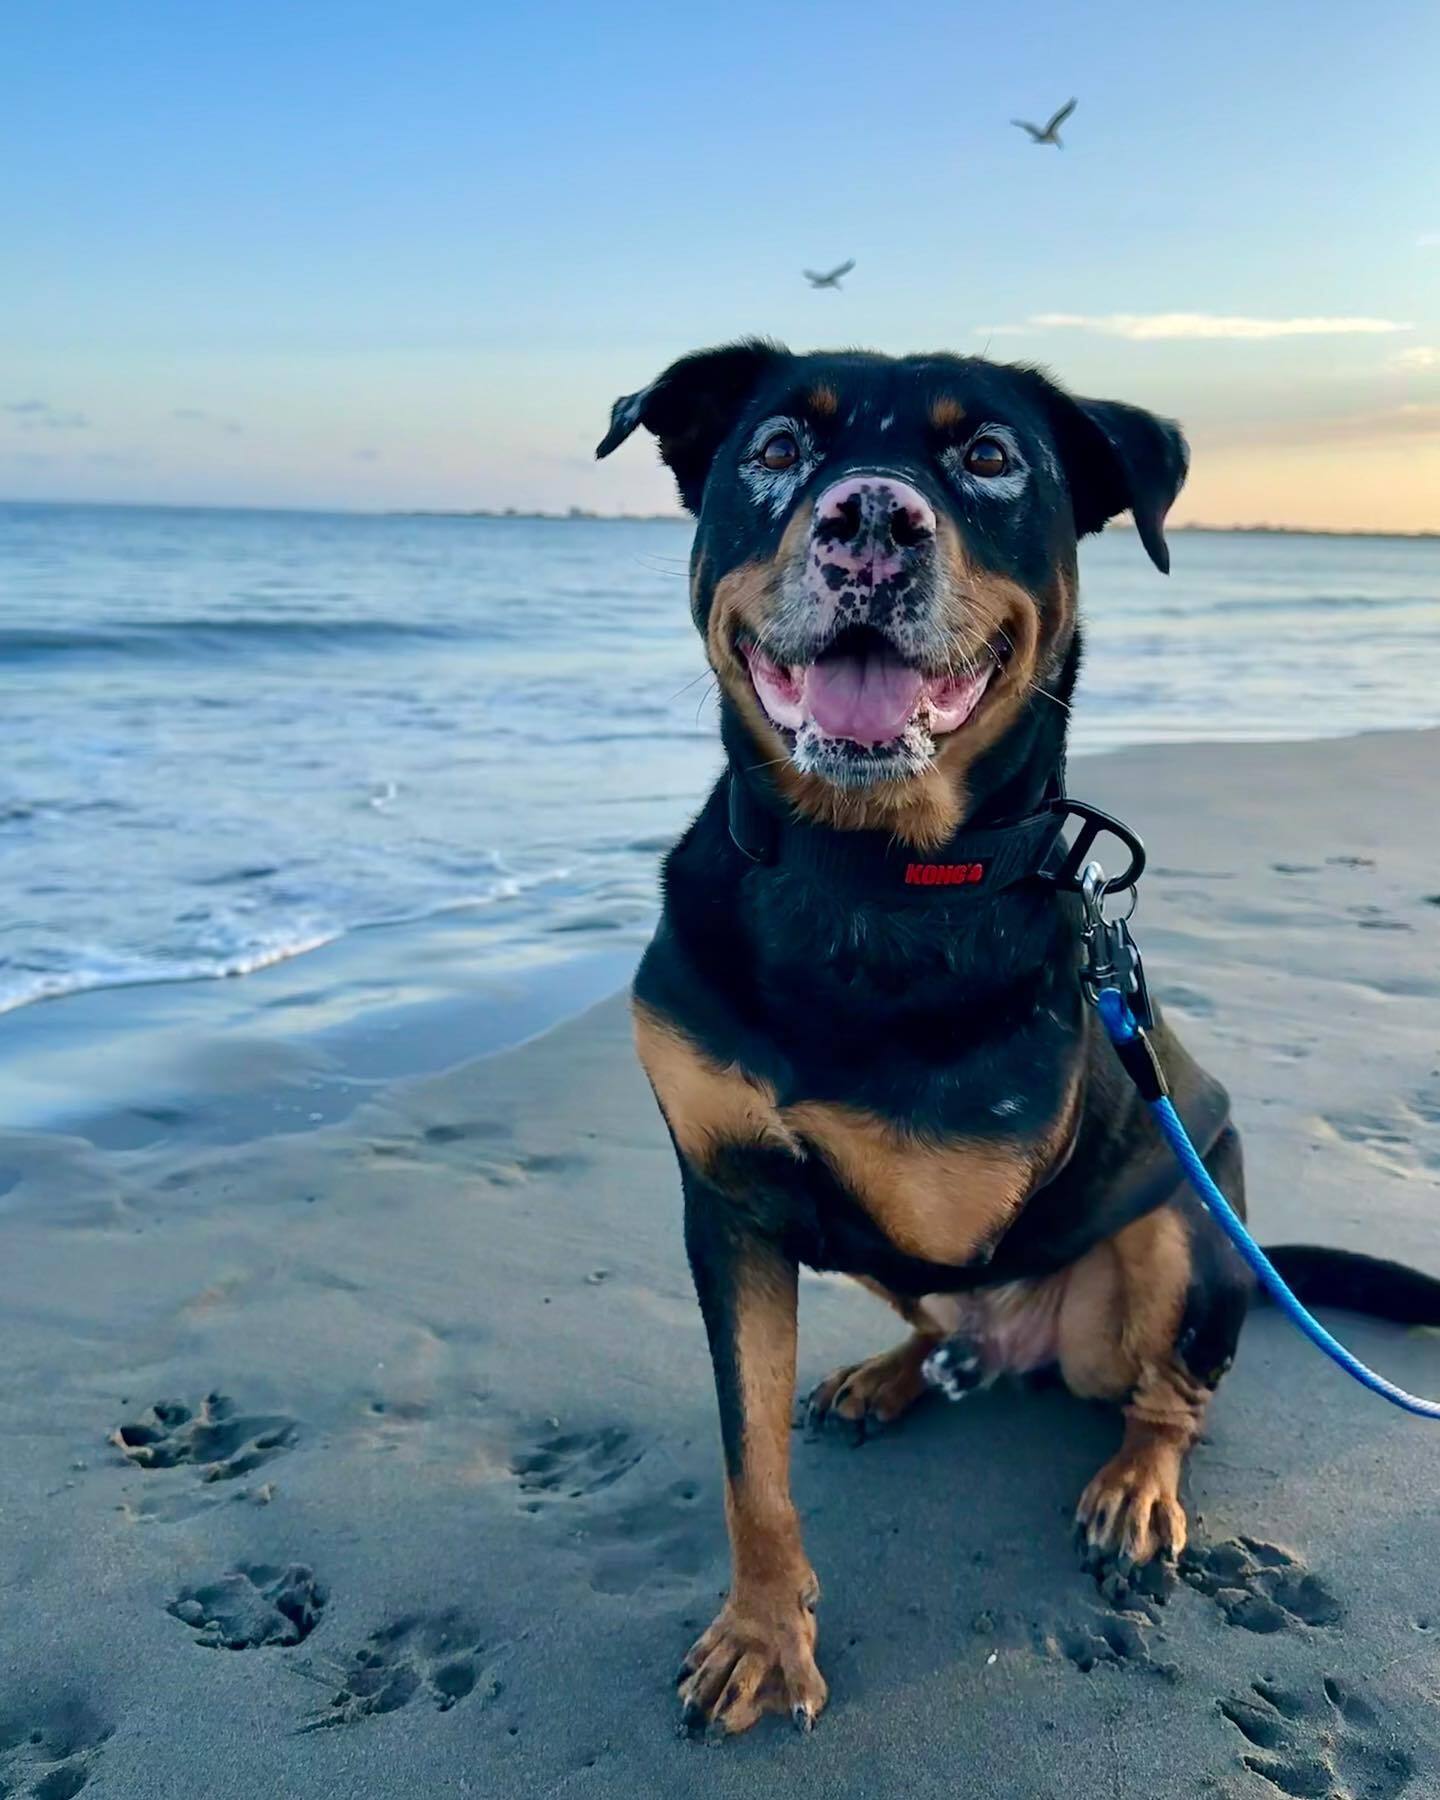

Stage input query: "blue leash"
[{"left": 1093, "top": 982, "right": 1440, "bottom": 1421}]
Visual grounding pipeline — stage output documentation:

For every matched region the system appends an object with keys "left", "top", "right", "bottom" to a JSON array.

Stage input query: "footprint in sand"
[
  {"left": 168, "top": 1563, "right": 326, "bottom": 1649},
  {"left": 1179, "top": 1537, "right": 1341, "bottom": 1634},
  {"left": 510, "top": 1425, "right": 643, "bottom": 1501},
  {"left": 411, "top": 1115, "right": 581, "bottom": 1178},
  {"left": 476, "top": 1149, "right": 582, "bottom": 1188},
  {"left": 1031, "top": 1607, "right": 1178, "bottom": 1681},
  {"left": 1319, "top": 1095, "right": 1440, "bottom": 1180},
  {"left": 294, "top": 1613, "right": 501, "bottom": 1730},
  {"left": 585, "top": 1479, "right": 707, "bottom": 1596},
  {"left": 1220, "top": 1675, "right": 1414, "bottom": 1798},
  {"left": 420, "top": 1120, "right": 507, "bottom": 1146},
  {"left": 510, "top": 1424, "right": 705, "bottom": 1593},
  {"left": 110, "top": 1393, "right": 297, "bottom": 1483},
  {"left": 118, "top": 1479, "right": 276, "bottom": 1526},
  {"left": 364, "top": 1118, "right": 509, "bottom": 1162},
  {"left": 961, "top": 1604, "right": 1179, "bottom": 1682},
  {"left": 0, "top": 1693, "right": 112, "bottom": 1799}
]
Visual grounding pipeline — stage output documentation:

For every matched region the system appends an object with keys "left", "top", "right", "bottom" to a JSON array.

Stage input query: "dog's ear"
[
  {"left": 1048, "top": 391, "right": 1189, "bottom": 573},
  {"left": 596, "top": 339, "right": 786, "bottom": 513}
]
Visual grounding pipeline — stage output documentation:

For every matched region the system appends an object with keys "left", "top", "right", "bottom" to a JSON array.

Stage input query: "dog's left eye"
[
  {"left": 757, "top": 431, "right": 800, "bottom": 472},
  {"left": 964, "top": 437, "right": 1009, "bottom": 478}
]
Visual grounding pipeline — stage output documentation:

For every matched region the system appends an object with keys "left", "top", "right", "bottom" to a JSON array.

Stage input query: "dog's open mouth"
[{"left": 741, "top": 625, "right": 1004, "bottom": 758}]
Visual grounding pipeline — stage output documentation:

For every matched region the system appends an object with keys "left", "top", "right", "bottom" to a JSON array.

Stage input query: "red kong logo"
[{"left": 904, "top": 862, "right": 986, "bottom": 887}]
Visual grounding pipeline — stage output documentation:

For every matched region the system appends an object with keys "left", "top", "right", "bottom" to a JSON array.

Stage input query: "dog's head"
[{"left": 598, "top": 341, "right": 1186, "bottom": 842}]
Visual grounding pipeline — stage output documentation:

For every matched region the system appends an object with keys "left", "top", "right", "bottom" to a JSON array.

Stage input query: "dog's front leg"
[{"left": 677, "top": 1165, "right": 827, "bottom": 1738}]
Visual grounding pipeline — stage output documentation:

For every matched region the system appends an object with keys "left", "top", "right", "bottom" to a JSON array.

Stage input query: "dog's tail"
[{"left": 1259, "top": 1245, "right": 1440, "bottom": 1326}]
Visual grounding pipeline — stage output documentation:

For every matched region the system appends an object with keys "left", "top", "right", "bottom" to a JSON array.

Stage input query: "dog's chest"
[{"left": 634, "top": 994, "right": 1080, "bottom": 1275}]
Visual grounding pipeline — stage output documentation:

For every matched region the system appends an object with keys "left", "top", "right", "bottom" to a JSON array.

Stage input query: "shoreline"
[
  {"left": 4, "top": 723, "right": 1435, "bottom": 1145},
  {"left": 0, "top": 903, "right": 639, "bottom": 1148}
]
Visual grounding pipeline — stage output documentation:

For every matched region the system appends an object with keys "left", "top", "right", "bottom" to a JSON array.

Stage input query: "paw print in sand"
[
  {"left": 111, "top": 1393, "right": 297, "bottom": 1483},
  {"left": 1220, "top": 1675, "right": 1413, "bottom": 1798}
]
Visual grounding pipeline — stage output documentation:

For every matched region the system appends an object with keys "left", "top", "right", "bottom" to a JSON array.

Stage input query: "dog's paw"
[
  {"left": 803, "top": 1340, "right": 932, "bottom": 1443},
  {"left": 921, "top": 1334, "right": 987, "bottom": 1403},
  {"left": 677, "top": 1581, "right": 827, "bottom": 1740},
  {"left": 1075, "top": 1442, "right": 1187, "bottom": 1581}
]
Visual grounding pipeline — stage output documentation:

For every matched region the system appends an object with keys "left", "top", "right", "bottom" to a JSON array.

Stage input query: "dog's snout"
[
  {"left": 799, "top": 473, "right": 942, "bottom": 650},
  {"left": 813, "top": 476, "right": 935, "bottom": 559}
]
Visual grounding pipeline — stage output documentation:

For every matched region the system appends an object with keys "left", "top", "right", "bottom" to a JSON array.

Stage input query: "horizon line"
[{"left": 2, "top": 495, "right": 1437, "bottom": 541}]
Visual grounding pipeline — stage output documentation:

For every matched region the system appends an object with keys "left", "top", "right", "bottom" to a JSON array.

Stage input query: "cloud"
[
  {"left": 4, "top": 399, "right": 90, "bottom": 430},
  {"left": 1265, "top": 402, "right": 1440, "bottom": 445},
  {"left": 988, "top": 312, "right": 1414, "bottom": 342},
  {"left": 1355, "top": 403, "right": 1440, "bottom": 438},
  {"left": 1418, "top": 231, "right": 1440, "bottom": 249},
  {"left": 1388, "top": 346, "right": 1440, "bottom": 372},
  {"left": 353, "top": 447, "right": 381, "bottom": 463},
  {"left": 171, "top": 407, "right": 244, "bottom": 436}
]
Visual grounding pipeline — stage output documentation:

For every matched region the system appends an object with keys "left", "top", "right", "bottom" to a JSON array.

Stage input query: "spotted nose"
[{"left": 811, "top": 475, "right": 936, "bottom": 579}]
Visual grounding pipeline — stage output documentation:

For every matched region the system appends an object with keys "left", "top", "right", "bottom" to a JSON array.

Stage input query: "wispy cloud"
[
  {"left": 1354, "top": 403, "right": 1440, "bottom": 438},
  {"left": 1417, "top": 231, "right": 1440, "bottom": 250},
  {"left": 353, "top": 447, "right": 381, "bottom": 463},
  {"left": 1260, "top": 402, "right": 1440, "bottom": 445},
  {"left": 987, "top": 312, "right": 1413, "bottom": 342},
  {"left": 171, "top": 407, "right": 244, "bottom": 436},
  {"left": 1388, "top": 346, "right": 1440, "bottom": 373},
  {"left": 4, "top": 398, "right": 90, "bottom": 430}
]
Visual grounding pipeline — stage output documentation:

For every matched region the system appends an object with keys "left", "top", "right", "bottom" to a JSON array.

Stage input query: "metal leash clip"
[{"left": 1078, "top": 860, "right": 1155, "bottom": 1031}]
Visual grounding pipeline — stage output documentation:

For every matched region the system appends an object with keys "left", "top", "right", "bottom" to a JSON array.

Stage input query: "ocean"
[{"left": 3, "top": 501, "right": 1438, "bottom": 1024}]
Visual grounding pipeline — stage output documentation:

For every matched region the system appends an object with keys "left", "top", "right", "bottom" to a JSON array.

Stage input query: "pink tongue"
[{"left": 803, "top": 649, "right": 925, "bottom": 747}]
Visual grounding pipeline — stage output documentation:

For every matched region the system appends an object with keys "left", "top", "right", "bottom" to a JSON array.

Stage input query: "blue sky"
[{"left": 3, "top": 0, "right": 1437, "bottom": 526}]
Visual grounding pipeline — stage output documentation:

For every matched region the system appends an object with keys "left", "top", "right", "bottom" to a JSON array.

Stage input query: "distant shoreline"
[
  {"left": 390, "top": 512, "right": 1440, "bottom": 540},
  {"left": 2, "top": 496, "right": 1436, "bottom": 539}
]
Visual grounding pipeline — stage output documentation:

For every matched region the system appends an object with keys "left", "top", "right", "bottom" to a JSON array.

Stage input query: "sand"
[{"left": 2, "top": 728, "right": 1439, "bottom": 1799}]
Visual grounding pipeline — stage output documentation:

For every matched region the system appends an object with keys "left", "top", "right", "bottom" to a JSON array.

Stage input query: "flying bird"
[
  {"left": 803, "top": 259, "right": 855, "bottom": 290},
  {"left": 1011, "top": 98, "right": 1077, "bottom": 147}
]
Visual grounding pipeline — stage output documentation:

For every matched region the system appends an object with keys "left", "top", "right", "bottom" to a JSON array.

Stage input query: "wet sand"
[{"left": 2, "top": 729, "right": 1439, "bottom": 1798}]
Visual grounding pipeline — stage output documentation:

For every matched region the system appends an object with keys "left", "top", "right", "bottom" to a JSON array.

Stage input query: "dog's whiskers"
[{"left": 670, "top": 668, "right": 714, "bottom": 702}]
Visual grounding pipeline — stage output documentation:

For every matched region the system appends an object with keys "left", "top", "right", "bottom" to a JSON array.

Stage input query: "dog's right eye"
[
  {"left": 757, "top": 431, "right": 800, "bottom": 472},
  {"left": 964, "top": 437, "right": 1009, "bottom": 478}
]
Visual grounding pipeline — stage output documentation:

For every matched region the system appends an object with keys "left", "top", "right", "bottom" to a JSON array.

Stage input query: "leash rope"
[{"left": 1094, "top": 878, "right": 1440, "bottom": 1425}]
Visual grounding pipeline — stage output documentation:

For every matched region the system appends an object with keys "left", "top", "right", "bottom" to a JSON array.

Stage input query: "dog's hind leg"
[
  {"left": 804, "top": 1280, "right": 946, "bottom": 1441},
  {"left": 1065, "top": 1127, "right": 1252, "bottom": 1572},
  {"left": 1060, "top": 1203, "right": 1206, "bottom": 1568}
]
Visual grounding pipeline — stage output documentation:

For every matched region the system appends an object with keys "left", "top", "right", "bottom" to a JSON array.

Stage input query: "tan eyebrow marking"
[
  {"left": 807, "top": 384, "right": 840, "bottom": 417},
  {"left": 930, "top": 395, "right": 966, "bottom": 430}
]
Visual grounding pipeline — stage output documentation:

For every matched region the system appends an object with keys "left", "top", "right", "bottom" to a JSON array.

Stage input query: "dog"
[{"left": 595, "top": 341, "right": 1440, "bottom": 1739}]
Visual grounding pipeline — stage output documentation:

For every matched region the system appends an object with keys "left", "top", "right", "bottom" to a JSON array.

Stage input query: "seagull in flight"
[
  {"left": 803, "top": 259, "right": 855, "bottom": 290},
  {"left": 1011, "top": 98, "right": 1077, "bottom": 147}
]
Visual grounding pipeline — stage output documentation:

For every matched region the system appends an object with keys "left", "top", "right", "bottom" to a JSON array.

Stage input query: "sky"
[{"left": 2, "top": 0, "right": 1438, "bottom": 530}]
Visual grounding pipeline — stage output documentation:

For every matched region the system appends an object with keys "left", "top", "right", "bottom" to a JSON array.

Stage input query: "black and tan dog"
[{"left": 596, "top": 341, "right": 1438, "bottom": 1739}]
